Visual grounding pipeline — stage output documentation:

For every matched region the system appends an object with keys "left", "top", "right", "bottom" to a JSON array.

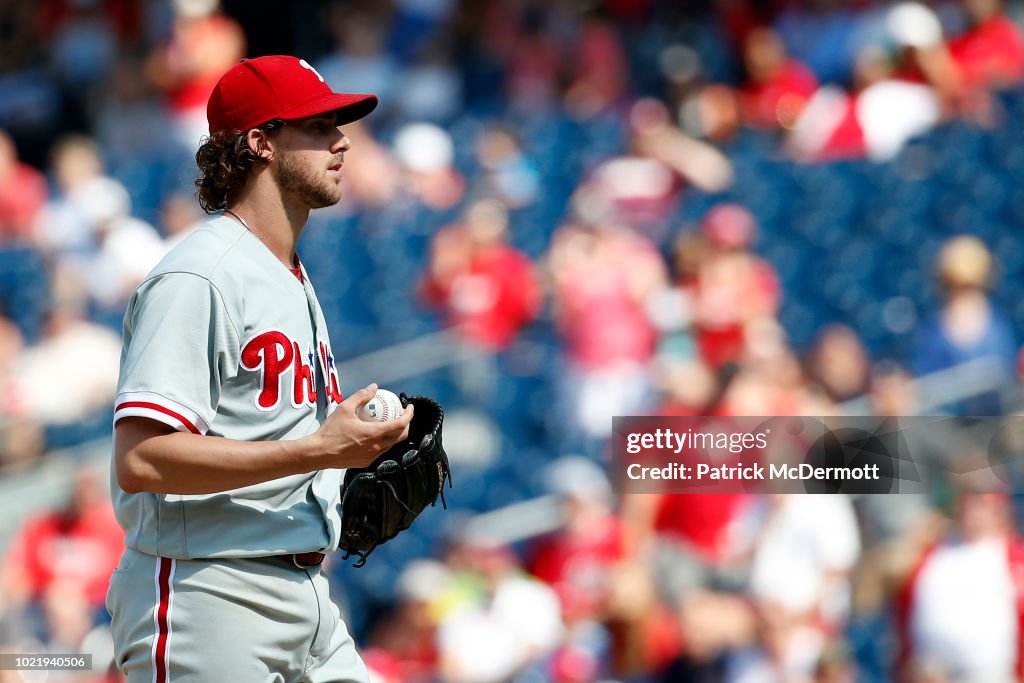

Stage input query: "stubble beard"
[{"left": 275, "top": 151, "right": 342, "bottom": 209}]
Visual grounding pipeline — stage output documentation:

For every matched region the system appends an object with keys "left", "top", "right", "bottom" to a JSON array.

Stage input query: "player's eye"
[{"left": 302, "top": 119, "right": 334, "bottom": 135}]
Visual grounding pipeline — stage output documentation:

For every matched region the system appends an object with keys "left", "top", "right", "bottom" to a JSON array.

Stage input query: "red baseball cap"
[{"left": 207, "top": 55, "right": 378, "bottom": 135}]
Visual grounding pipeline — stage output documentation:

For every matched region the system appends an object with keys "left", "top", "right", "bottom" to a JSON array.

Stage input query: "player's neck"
[{"left": 227, "top": 192, "right": 309, "bottom": 267}]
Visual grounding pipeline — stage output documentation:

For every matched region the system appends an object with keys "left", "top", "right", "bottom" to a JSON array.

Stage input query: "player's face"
[{"left": 272, "top": 114, "right": 351, "bottom": 209}]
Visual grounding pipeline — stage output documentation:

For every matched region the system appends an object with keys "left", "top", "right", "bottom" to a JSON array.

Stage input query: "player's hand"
[{"left": 313, "top": 383, "right": 414, "bottom": 469}]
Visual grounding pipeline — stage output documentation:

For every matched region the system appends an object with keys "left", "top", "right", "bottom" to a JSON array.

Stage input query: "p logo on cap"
[{"left": 299, "top": 59, "right": 325, "bottom": 83}]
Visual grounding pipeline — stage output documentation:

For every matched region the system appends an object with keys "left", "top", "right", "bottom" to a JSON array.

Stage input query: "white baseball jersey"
[{"left": 111, "top": 216, "right": 347, "bottom": 559}]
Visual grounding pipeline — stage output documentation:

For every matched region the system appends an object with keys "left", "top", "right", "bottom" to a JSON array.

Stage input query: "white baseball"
[{"left": 356, "top": 389, "right": 404, "bottom": 422}]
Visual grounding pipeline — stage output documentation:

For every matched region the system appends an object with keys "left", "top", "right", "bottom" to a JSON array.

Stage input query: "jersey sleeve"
[{"left": 114, "top": 273, "right": 241, "bottom": 435}]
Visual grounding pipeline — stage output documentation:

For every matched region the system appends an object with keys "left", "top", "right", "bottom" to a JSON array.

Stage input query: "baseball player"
[{"left": 105, "top": 55, "right": 414, "bottom": 682}]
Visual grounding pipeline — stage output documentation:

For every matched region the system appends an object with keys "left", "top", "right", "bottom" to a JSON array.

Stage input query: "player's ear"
[{"left": 246, "top": 128, "right": 275, "bottom": 162}]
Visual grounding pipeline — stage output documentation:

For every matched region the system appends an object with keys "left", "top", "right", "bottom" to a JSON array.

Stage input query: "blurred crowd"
[{"left": 1, "top": 0, "right": 1024, "bottom": 681}]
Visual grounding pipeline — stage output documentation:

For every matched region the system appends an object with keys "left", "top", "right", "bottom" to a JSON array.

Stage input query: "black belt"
[{"left": 274, "top": 552, "right": 326, "bottom": 569}]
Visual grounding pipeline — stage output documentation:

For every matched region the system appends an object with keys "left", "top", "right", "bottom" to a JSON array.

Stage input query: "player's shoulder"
[{"left": 147, "top": 215, "right": 248, "bottom": 283}]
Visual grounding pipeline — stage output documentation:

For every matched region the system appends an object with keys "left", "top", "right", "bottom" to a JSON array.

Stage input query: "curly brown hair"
[{"left": 194, "top": 119, "right": 285, "bottom": 213}]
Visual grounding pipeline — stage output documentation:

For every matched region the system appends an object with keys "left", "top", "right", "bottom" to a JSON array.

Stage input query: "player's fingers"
[
  {"left": 373, "top": 403, "right": 411, "bottom": 441},
  {"left": 342, "top": 384, "right": 378, "bottom": 410}
]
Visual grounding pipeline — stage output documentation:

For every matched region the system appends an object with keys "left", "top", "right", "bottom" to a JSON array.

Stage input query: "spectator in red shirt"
[
  {"left": 547, "top": 215, "right": 667, "bottom": 448},
  {"left": 3, "top": 467, "right": 124, "bottom": 613},
  {"left": 790, "top": 41, "right": 941, "bottom": 162},
  {"left": 564, "top": 12, "right": 630, "bottom": 118},
  {"left": 144, "top": 0, "right": 245, "bottom": 149},
  {"left": 528, "top": 457, "right": 625, "bottom": 624},
  {"left": 420, "top": 198, "right": 542, "bottom": 352},
  {"left": 0, "top": 131, "right": 47, "bottom": 244},
  {"left": 623, "top": 488, "right": 754, "bottom": 608},
  {"left": 740, "top": 27, "right": 818, "bottom": 130},
  {"left": 687, "top": 204, "right": 780, "bottom": 370},
  {"left": 948, "top": 0, "right": 1024, "bottom": 91}
]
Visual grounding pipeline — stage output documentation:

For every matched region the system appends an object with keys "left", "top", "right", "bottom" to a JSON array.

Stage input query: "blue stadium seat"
[{"left": 0, "top": 246, "right": 49, "bottom": 343}]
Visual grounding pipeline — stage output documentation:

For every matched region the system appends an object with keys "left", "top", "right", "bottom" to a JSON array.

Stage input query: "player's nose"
[{"left": 332, "top": 133, "right": 351, "bottom": 154}]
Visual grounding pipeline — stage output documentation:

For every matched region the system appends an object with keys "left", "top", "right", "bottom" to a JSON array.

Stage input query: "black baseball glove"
[{"left": 339, "top": 394, "right": 452, "bottom": 567}]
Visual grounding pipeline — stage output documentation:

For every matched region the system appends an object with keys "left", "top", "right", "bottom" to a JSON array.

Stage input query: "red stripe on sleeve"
[{"left": 116, "top": 401, "right": 202, "bottom": 434}]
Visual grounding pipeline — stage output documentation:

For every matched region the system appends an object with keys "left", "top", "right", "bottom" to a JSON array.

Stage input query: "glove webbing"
[{"left": 400, "top": 392, "right": 454, "bottom": 507}]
